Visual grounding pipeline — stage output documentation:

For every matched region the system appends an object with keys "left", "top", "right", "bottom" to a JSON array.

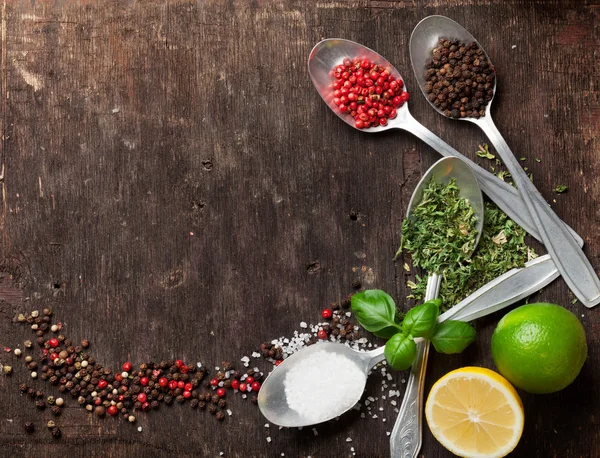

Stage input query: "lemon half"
[{"left": 425, "top": 367, "right": 524, "bottom": 458}]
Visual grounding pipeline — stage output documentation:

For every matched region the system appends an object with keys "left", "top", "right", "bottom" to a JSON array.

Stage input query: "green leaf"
[
  {"left": 384, "top": 333, "right": 417, "bottom": 370},
  {"left": 401, "top": 299, "right": 440, "bottom": 338},
  {"left": 430, "top": 320, "right": 476, "bottom": 354},
  {"left": 351, "top": 290, "right": 401, "bottom": 335}
]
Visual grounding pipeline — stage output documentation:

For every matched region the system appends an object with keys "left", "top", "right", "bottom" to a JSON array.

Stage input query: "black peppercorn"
[
  {"left": 51, "top": 406, "right": 61, "bottom": 416},
  {"left": 51, "top": 427, "right": 61, "bottom": 438},
  {"left": 24, "top": 422, "right": 35, "bottom": 433},
  {"left": 216, "top": 411, "right": 225, "bottom": 421},
  {"left": 35, "top": 400, "right": 46, "bottom": 410}
]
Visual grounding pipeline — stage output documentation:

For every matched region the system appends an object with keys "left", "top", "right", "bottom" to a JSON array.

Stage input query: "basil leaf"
[
  {"left": 401, "top": 300, "right": 440, "bottom": 338},
  {"left": 431, "top": 320, "right": 476, "bottom": 354},
  {"left": 351, "top": 290, "right": 401, "bottom": 335},
  {"left": 384, "top": 333, "right": 417, "bottom": 371}
]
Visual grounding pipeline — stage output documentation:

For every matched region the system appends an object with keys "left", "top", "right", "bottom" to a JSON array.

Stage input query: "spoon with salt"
[
  {"left": 258, "top": 156, "right": 487, "bottom": 428},
  {"left": 408, "top": 15, "right": 600, "bottom": 308},
  {"left": 307, "top": 38, "right": 583, "bottom": 250}
]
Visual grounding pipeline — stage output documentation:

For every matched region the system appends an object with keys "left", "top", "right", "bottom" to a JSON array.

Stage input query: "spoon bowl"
[
  {"left": 407, "top": 156, "right": 484, "bottom": 247},
  {"left": 258, "top": 342, "right": 382, "bottom": 427},
  {"left": 308, "top": 38, "right": 411, "bottom": 131},
  {"left": 409, "top": 15, "right": 497, "bottom": 119}
]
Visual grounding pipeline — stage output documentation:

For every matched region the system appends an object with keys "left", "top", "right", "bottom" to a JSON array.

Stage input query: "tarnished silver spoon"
[{"left": 408, "top": 15, "right": 600, "bottom": 308}]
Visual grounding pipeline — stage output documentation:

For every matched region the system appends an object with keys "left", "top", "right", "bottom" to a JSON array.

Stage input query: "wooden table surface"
[{"left": 0, "top": 1, "right": 599, "bottom": 457}]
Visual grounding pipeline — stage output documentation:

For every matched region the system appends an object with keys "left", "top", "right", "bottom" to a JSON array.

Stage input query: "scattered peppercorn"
[{"left": 24, "top": 422, "right": 35, "bottom": 433}]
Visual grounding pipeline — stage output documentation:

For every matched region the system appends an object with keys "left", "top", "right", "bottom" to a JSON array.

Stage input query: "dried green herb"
[
  {"left": 554, "top": 185, "right": 568, "bottom": 193},
  {"left": 405, "top": 201, "right": 535, "bottom": 309},
  {"left": 476, "top": 144, "right": 495, "bottom": 160},
  {"left": 394, "top": 178, "right": 478, "bottom": 275}
]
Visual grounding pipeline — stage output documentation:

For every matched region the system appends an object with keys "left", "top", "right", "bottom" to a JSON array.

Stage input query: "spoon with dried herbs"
[
  {"left": 409, "top": 15, "right": 600, "bottom": 308},
  {"left": 389, "top": 156, "right": 484, "bottom": 457}
]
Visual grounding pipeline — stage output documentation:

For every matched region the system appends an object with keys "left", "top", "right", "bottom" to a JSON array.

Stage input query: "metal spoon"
[
  {"left": 257, "top": 253, "right": 559, "bottom": 428},
  {"left": 307, "top": 38, "right": 583, "bottom": 249},
  {"left": 390, "top": 156, "right": 483, "bottom": 457},
  {"left": 408, "top": 15, "right": 600, "bottom": 308},
  {"left": 257, "top": 157, "right": 484, "bottom": 428}
]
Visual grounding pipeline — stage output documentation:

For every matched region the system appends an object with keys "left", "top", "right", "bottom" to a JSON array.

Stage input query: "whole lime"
[{"left": 491, "top": 303, "right": 587, "bottom": 394}]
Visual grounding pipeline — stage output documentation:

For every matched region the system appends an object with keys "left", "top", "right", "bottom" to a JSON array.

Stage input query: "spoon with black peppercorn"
[
  {"left": 307, "top": 39, "right": 583, "bottom": 252},
  {"left": 409, "top": 15, "right": 600, "bottom": 308}
]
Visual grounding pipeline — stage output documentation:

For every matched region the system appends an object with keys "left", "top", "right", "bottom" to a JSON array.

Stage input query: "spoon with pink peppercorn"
[{"left": 307, "top": 38, "right": 584, "bottom": 254}]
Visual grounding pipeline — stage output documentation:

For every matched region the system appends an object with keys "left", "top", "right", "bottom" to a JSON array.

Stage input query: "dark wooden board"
[{"left": 0, "top": 0, "right": 599, "bottom": 456}]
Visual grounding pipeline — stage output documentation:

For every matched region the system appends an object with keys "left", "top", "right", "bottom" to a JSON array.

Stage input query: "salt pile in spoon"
[{"left": 283, "top": 349, "right": 367, "bottom": 423}]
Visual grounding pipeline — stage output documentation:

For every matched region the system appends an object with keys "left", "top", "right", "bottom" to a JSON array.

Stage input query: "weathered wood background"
[{"left": 0, "top": 0, "right": 599, "bottom": 456}]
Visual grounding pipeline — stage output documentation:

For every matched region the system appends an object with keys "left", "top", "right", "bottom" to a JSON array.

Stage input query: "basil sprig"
[{"left": 352, "top": 290, "right": 476, "bottom": 370}]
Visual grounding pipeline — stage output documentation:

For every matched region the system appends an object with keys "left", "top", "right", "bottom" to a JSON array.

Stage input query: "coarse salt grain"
[{"left": 283, "top": 350, "right": 366, "bottom": 423}]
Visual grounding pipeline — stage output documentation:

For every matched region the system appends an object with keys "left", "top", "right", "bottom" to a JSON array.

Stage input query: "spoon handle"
[
  {"left": 401, "top": 115, "right": 583, "bottom": 247},
  {"left": 477, "top": 116, "right": 600, "bottom": 308},
  {"left": 390, "top": 273, "right": 441, "bottom": 458},
  {"left": 390, "top": 254, "right": 560, "bottom": 458}
]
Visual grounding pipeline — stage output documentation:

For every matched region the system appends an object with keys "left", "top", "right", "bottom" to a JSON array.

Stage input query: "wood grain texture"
[{"left": 0, "top": 0, "right": 598, "bottom": 456}]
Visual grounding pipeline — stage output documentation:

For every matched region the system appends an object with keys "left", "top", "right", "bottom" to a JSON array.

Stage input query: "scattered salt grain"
[
  {"left": 300, "top": 322, "right": 308, "bottom": 328},
  {"left": 227, "top": 409, "right": 232, "bottom": 416},
  {"left": 137, "top": 426, "right": 142, "bottom": 432},
  {"left": 283, "top": 350, "right": 366, "bottom": 423},
  {"left": 266, "top": 437, "right": 271, "bottom": 443},
  {"left": 346, "top": 437, "right": 352, "bottom": 442},
  {"left": 264, "top": 423, "right": 270, "bottom": 428},
  {"left": 312, "top": 428, "right": 318, "bottom": 436}
]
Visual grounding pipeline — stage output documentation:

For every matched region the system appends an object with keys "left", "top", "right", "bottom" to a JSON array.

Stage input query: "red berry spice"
[
  {"left": 159, "top": 377, "right": 168, "bottom": 388},
  {"left": 321, "top": 308, "right": 333, "bottom": 319},
  {"left": 180, "top": 365, "right": 189, "bottom": 374},
  {"left": 140, "top": 377, "right": 149, "bottom": 386},
  {"left": 210, "top": 378, "right": 219, "bottom": 387},
  {"left": 49, "top": 353, "right": 59, "bottom": 361},
  {"left": 184, "top": 383, "right": 193, "bottom": 392},
  {"left": 115, "top": 373, "right": 123, "bottom": 382},
  {"left": 122, "top": 362, "right": 132, "bottom": 372},
  {"left": 48, "top": 338, "right": 59, "bottom": 348},
  {"left": 275, "top": 360, "right": 283, "bottom": 366},
  {"left": 330, "top": 58, "right": 408, "bottom": 129},
  {"left": 177, "top": 380, "right": 185, "bottom": 389},
  {"left": 246, "top": 376, "right": 254, "bottom": 385},
  {"left": 107, "top": 405, "right": 118, "bottom": 416},
  {"left": 183, "top": 390, "right": 192, "bottom": 399},
  {"left": 216, "top": 388, "right": 226, "bottom": 398},
  {"left": 175, "top": 359, "right": 184, "bottom": 368},
  {"left": 251, "top": 381, "right": 261, "bottom": 392},
  {"left": 231, "top": 380, "right": 240, "bottom": 390},
  {"left": 97, "top": 380, "right": 108, "bottom": 389},
  {"left": 317, "top": 329, "right": 327, "bottom": 340},
  {"left": 168, "top": 380, "right": 177, "bottom": 390},
  {"left": 137, "top": 393, "right": 147, "bottom": 403},
  {"left": 142, "top": 402, "right": 150, "bottom": 411},
  {"left": 239, "top": 383, "right": 247, "bottom": 393}
]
